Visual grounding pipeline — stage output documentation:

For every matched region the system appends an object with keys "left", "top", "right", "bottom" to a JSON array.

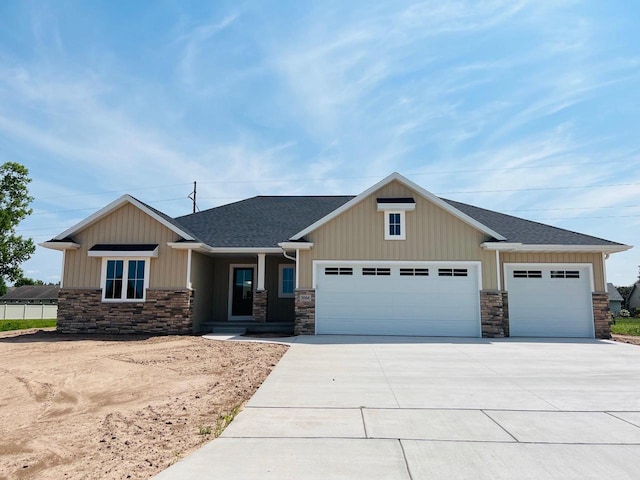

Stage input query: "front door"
[{"left": 231, "top": 267, "right": 254, "bottom": 317}]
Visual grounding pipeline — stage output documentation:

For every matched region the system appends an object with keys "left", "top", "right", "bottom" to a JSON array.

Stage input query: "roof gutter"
[
  {"left": 167, "top": 242, "right": 283, "bottom": 254},
  {"left": 481, "top": 242, "right": 632, "bottom": 254},
  {"left": 38, "top": 241, "right": 81, "bottom": 251}
]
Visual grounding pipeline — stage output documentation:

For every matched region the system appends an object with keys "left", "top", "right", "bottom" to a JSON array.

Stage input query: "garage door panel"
[
  {"left": 506, "top": 265, "right": 593, "bottom": 338},
  {"left": 315, "top": 262, "right": 481, "bottom": 337}
]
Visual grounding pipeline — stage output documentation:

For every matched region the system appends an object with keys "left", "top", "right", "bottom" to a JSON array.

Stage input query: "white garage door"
[
  {"left": 505, "top": 264, "right": 594, "bottom": 338},
  {"left": 315, "top": 261, "right": 481, "bottom": 336}
]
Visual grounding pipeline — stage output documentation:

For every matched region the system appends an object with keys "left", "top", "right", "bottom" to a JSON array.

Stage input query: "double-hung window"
[
  {"left": 279, "top": 264, "right": 295, "bottom": 298},
  {"left": 102, "top": 258, "right": 149, "bottom": 301},
  {"left": 377, "top": 198, "right": 415, "bottom": 241},
  {"left": 384, "top": 211, "right": 406, "bottom": 240}
]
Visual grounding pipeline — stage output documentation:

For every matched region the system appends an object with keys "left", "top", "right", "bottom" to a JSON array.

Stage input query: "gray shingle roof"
[
  {"left": 607, "top": 283, "right": 624, "bottom": 301},
  {"left": 442, "top": 199, "right": 623, "bottom": 246},
  {"left": 170, "top": 194, "right": 622, "bottom": 248},
  {"left": 0, "top": 285, "right": 59, "bottom": 301},
  {"left": 175, "top": 196, "right": 354, "bottom": 248}
]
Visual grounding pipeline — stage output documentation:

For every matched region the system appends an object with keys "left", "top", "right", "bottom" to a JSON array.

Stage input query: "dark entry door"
[{"left": 231, "top": 267, "right": 254, "bottom": 317}]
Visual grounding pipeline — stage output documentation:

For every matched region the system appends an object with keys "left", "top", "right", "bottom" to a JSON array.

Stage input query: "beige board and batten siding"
[
  {"left": 189, "top": 251, "right": 216, "bottom": 331},
  {"left": 63, "top": 203, "right": 188, "bottom": 289},
  {"left": 298, "top": 180, "right": 497, "bottom": 289},
  {"left": 501, "top": 252, "right": 605, "bottom": 292}
]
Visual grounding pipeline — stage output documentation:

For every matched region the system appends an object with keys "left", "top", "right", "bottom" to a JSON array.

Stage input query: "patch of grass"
[
  {"left": 0, "top": 319, "right": 57, "bottom": 332},
  {"left": 611, "top": 318, "right": 640, "bottom": 336},
  {"left": 198, "top": 426, "right": 212, "bottom": 436},
  {"left": 214, "top": 404, "right": 242, "bottom": 437}
]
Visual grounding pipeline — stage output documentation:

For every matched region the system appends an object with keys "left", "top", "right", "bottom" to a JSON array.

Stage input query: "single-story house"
[
  {"left": 0, "top": 285, "right": 59, "bottom": 320},
  {"left": 628, "top": 282, "right": 640, "bottom": 312},
  {"left": 607, "top": 283, "right": 623, "bottom": 316},
  {"left": 41, "top": 172, "right": 631, "bottom": 338}
]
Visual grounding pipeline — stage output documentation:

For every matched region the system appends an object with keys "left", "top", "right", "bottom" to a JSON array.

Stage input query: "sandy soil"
[
  {"left": 0, "top": 330, "right": 288, "bottom": 480},
  {"left": 612, "top": 334, "right": 640, "bottom": 346}
]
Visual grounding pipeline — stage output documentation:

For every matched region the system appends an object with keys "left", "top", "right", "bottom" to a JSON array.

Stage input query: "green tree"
[
  {"left": 14, "top": 277, "right": 45, "bottom": 287},
  {"left": 0, "top": 277, "right": 6, "bottom": 297},
  {"left": 0, "top": 162, "right": 35, "bottom": 283}
]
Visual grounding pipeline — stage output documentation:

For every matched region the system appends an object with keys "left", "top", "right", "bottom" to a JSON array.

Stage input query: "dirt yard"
[{"left": 0, "top": 329, "right": 288, "bottom": 480}]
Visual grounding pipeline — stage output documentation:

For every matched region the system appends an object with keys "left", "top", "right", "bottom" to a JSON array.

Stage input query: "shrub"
[{"left": 619, "top": 309, "right": 631, "bottom": 318}]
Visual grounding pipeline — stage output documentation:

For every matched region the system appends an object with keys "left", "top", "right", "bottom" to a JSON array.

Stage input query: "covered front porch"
[{"left": 186, "top": 249, "right": 296, "bottom": 334}]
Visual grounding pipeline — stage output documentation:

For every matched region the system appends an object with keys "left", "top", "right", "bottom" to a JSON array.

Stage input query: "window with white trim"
[
  {"left": 279, "top": 264, "right": 295, "bottom": 298},
  {"left": 102, "top": 258, "right": 150, "bottom": 301},
  {"left": 384, "top": 211, "right": 406, "bottom": 240}
]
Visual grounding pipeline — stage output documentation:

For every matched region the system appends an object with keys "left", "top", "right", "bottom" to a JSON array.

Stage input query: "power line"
[
  {"left": 435, "top": 182, "right": 640, "bottom": 195},
  {"left": 30, "top": 158, "right": 637, "bottom": 202}
]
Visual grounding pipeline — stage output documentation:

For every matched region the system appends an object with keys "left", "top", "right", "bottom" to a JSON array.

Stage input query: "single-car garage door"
[
  {"left": 315, "top": 261, "right": 481, "bottom": 336},
  {"left": 505, "top": 264, "right": 594, "bottom": 338}
]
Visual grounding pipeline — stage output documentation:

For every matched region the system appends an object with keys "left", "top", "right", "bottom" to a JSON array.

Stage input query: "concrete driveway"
[{"left": 154, "top": 336, "right": 640, "bottom": 479}]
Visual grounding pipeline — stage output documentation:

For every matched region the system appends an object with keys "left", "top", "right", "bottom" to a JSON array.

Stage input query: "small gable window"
[
  {"left": 102, "top": 258, "right": 149, "bottom": 301},
  {"left": 377, "top": 197, "right": 415, "bottom": 241},
  {"left": 384, "top": 211, "right": 405, "bottom": 240},
  {"left": 279, "top": 264, "right": 295, "bottom": 298}
]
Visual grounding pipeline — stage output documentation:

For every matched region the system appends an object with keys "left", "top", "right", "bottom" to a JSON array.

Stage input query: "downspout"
[
  {"left": 281, "top": 248, "right": 299, "bottom": 289},
  {"left": 496, "top": 250, "right": 501, "bottom": 291}
]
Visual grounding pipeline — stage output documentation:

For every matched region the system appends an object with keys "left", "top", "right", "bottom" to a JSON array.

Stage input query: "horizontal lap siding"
[
  {"left": 63, "top": 203, "right": 187, "bottom": 289},
  {"left": 299, "top": 180, "right": 496, "bottom": 289},
  {"left": 501, "top": 252, "right": 604, "bottom": 291}
]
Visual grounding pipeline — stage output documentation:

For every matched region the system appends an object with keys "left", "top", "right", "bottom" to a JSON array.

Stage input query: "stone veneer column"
[
  {"left": 56, "top": 288, "right": 193, "bottom": 334},
  {"left": 592, "top": 292, "right": 611, "bottom": 339},
  {"left": 252, "top": 290, "right": 268, "bottom": 323},
  {"left": 480, "top": 290, "right": 509, "bottom": 338},
  {"left": 501, "top": 291, "right": 510, "bottom": 337},
  {"left": 294, "top": 289, "right": 315, "bottom": 335}
]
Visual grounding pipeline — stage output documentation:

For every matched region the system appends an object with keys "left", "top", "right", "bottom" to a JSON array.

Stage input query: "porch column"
[
  {"left": 257, "top": 253, "right": 266, "bottom": 290},
  {"left": 253, "top": 253, "right": 268, "bottom": 322}
]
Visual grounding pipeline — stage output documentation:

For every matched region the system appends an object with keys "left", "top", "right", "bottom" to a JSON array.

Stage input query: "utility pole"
[
  {"left": 188, "top": 181, "right": 197, "bottom": 213},
  {"left": 192, "top": 181, "right": 197, "bottom": 214}
]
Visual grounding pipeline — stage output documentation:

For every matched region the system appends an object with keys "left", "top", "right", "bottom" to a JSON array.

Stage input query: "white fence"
[{"left": 0, "top": 304, "right": 57, "bottom": 320}]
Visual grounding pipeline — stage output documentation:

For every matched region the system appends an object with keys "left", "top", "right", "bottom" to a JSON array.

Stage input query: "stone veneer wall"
[
  {"left": 480, "top": 290, "right": 509, "bottom": 338},
  {"left": 592, "top": 292, "right": 611, "bottom": 339},
  {"left": 501, "top": 291, "right": 510, "bottom": 337},
  {"left": 253, "top": 290, "right": 268, "bottom": 323},
  {"left": 294, "top": 289, "right": 315, "bottom": 335},
  {"left": 57, "top": 288, "right": 193, "bottom": 334}
]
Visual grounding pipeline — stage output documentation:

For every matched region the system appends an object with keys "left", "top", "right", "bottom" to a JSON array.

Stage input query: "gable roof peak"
[
  {"left": 51, "top": 194, "right": 196, "bottom": 242},
  {"left": 290, "top": 172, "right": 506, "bottom": 241}
]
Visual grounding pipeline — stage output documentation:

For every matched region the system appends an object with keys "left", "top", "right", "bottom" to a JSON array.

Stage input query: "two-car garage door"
[{"left": 315, "top": 261, "right": 481, "bottom": 336}]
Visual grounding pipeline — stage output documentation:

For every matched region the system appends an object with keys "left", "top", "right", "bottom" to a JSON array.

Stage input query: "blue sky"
[{"left": 1, "top": 0, "right": 639, "bottom": 286}]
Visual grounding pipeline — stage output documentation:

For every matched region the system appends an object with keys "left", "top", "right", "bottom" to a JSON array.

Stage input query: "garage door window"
[
  {"left": 513, "top": 270, "right": 542, "bottom": 278},
  {"left": 439, "top": 268, "right": 468, "bottom": 277},
  {"left": 325, "top": 267, "right": 353, "bottom": 275},
  {"left": 362, "top": 267, "right": 391, "bottom": 276},
  {"left": 400, "top": 268, "right": 429, "bottom": 276},
  {"left": 551, "top": 270, "right": 580, "bottom": 279}
]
